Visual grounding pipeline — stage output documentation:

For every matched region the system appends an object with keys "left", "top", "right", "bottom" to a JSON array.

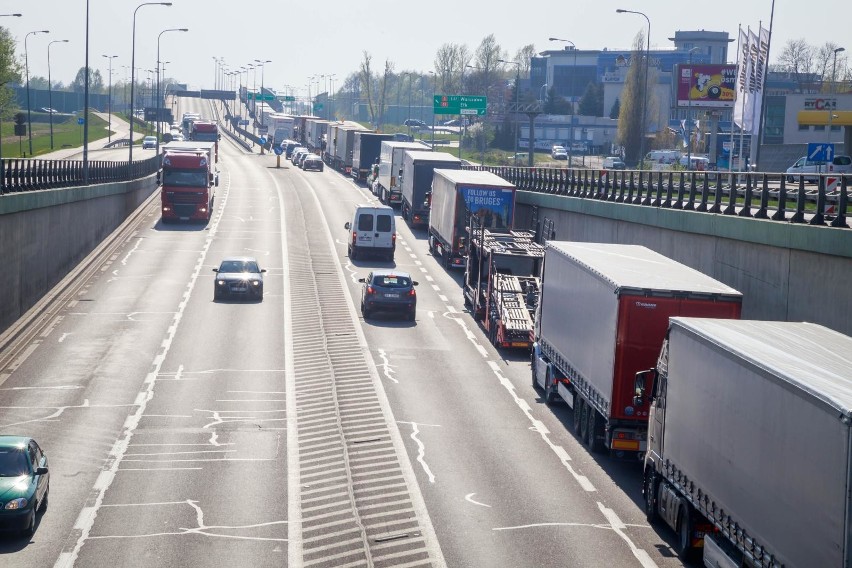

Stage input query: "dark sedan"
[
  {"left": 213, "top": 257, "right": 266, "bottom": 301},
  {"left": 359, "top": 270, "right": 418, "bottom": 321},
  {"left": 0, "top": 437, "right": 49, "bottom": 537}
]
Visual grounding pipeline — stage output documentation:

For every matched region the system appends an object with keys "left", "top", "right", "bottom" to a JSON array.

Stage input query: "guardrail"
[
  {"left": 0, "top": 156, "right": 160, "bottom": 194},
  {"left": 463, "top": 165, "right": 850, "bottom": 229}
]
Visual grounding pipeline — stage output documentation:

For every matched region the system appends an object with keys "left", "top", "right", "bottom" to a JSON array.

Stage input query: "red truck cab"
[
  {"left": 160, "top": 150, "right": 215, "bottom": 223},
  {"left": 189, "top": 121, "right": 220, "bottom": 162}
]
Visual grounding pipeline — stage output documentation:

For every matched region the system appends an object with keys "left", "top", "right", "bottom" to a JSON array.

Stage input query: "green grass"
[{"left": 0, "top": 113, "right": 114, "bottom": 159}]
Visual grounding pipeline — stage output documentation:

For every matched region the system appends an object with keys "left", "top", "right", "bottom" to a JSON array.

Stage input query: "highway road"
[{"left": 0, "top": 98, "right": 694, "bottom": 567}]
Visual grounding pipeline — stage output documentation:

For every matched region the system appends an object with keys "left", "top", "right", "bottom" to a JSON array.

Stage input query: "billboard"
[{"left": 676, "top": 64, "right": 736, "bottom": 108}]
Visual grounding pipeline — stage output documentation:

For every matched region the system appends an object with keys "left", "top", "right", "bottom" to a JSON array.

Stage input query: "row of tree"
[{"left": 775, "top": 39, "right": 850, "bottom": 93}]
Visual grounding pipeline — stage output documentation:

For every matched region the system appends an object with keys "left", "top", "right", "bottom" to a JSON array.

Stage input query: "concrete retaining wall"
[
  {"left": 0, "top": 176, "right": 158, "bottom": 333},
  {"left": 517, "top": 192, "right": 852, "bottom": 336}
]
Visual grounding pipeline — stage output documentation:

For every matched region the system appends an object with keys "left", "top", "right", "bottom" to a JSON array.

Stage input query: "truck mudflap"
[
  {"left": 703, "top": 533, "right": 740, "bottom": 568},
  {"left": 556, "top": 382, "right": 575, "bottom": 409}
]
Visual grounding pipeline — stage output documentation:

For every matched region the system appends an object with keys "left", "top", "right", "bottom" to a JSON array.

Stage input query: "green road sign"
[
  {"left": 248, "top": 92, "right": 275, "bottom": 101},
  {"left": 281, "top": 95, "right": 296, "bottom": 102},
  {"left": 433, "top": 94, "right": 487, "bottom": 115},
  {"left": 313, "top": 103, "right": 324, "bottom": 112}
]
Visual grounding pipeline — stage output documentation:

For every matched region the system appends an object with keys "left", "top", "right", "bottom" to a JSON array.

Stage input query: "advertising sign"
[
  {"left": 676, "top": 64, "right": 737, "bottom": 108},
  {"left": 460, "top": 187, "right": 514, "bottom": 229}
]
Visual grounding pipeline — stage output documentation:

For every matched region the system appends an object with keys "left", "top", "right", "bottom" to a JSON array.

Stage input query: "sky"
[{"left": 3, "top": 0, "right": 847, "bottom": 98}]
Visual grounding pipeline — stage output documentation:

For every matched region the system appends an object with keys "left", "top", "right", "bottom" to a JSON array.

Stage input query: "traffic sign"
[
  {"left": 281, "top": 95, "right": 295, "bottom": 102},
  {"left": 248, "top": 92, "right": 275, "bottom": 101},
  {"left": 273, "top": 145, "right": 284, "bottom": 156},
  {"left": 239, "top": 119, "right": 250, "bottom": 126},
  {"left": 807, "top": 142, "right": 835, "bottom": 162},
  {"left": 433, "top": 94, "right": 487, "bottom": 116},
  {"left": 77, "top": 117, "right": 85, "bottom": 125},
  {"left": 313, "top": 103, "right": 324, "bottom": 113},
  {"left": 259, "top": 136, "right": 267, "bottom": 145}
]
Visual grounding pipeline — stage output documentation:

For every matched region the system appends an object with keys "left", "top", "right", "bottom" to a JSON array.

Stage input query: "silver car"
[{"left": 213, "top": 257, "right": 266, "bottom": 301}]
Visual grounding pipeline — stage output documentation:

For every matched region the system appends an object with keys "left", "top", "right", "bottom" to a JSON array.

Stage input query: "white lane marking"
[
  {"left": 424, "top": 275, "right": 434, "bottom": 282},
  {"left": 58, "top": 333, "right": 71, "bottom": 343},
  {"left": 0, "top": 400, "right": 136, "bottom": 430},
  {"left": 53, "top": 164, "right": 233, "bottom": 568},
  {"left": 492, "top": 521, "right": 648, "bottom": 531},
  {"left": 129, "top": 443, "right": 235, "bottom": 447},
  {"left": 120, "top": 237, "right": 143, "bottom": 266},
  {"left": 409, "top": 253, "right": 417, "bottom": 259},
  {"left": 227, "top": 390, "right": 287, "bottom": 394},
  {"left": 431, "top": 285, "right": 440, "bottom": 291},
  {"left": 464, "top": 493, "right": 492, "bottom": 508},
  {"left": 438, "top": 295, "right": 448, "bottom": 303},
  {"left": 484, "top": 360, "right": 597, "bottom": 493},
  {"left": 0, "top": 385, "right": 82, "bottom": 391},
  {"left": 214, "top": 399, "right": 286, "bottom": 402},
  {"left": 418, "top": 266, "right": 428, "bottom": 273},
  {"left": 597, "top": 502, "right": 658, "bottom": 568},
  {"left": 414, "top": 260, "right": 422, "bottom": 266},
  {"left": 398, "top": 421, "right": 438, "bottom": 483},
  {"left": 377, "top": 349, "right": 399, "bottom": 384},
  {"left": 118, "top": 467, "right": 203, "bottom": 471}
]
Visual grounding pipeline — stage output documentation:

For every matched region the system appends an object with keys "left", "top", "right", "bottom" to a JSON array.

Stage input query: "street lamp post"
[
  {"left": 254, "top": 59, "right": 271, "bottom": 121},
  {"left": 25, "top": 30, "right": 50, "bottom": 157},
  {"left": 102, "top": 54, "right": 117, "bottom": 143},
  {"left": 829, "top": 47, "right": 846, "bottom": 145},
  {"left": 549, "top": 38, "right": 578, "bottom": 166},
  {"left": 686, "top": 47, "right": 700, "bottom": 168},
  {"left": 539, "top": 83, "right": 548, "bottom": 105},
  {"left": 498, "top": 59, "right": 521, "bottom": 165},
  {"left": 157, "top": 28, "right": 188, "bottom": 154},
  {"left": 616, "top": 9, "right": 651, "bottom": 170},
  {"left": 47, "top": 40, "right": 70, "bottom": 150},
  {"left": 130, "top": 2, "right": 172, "bottom": 165}
]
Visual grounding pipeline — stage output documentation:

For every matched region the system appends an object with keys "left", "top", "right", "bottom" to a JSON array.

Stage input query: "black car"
[
  {"left": 403, "top": 119, "right": 427, "bottom": 128},
  {"left": 359, "top": 270, "right": 418, "bottom": 321},
  {"left": 302, "top": 155, "right": 324, "bottom": 171},
  {"left": 213, "top": 257, "right": 266, "bottom": 301}
]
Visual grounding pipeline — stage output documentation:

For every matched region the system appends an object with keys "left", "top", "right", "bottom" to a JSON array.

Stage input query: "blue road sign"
[
  {"left": 77, "top": 117, "right": 85, "bottom": 125},
  {"left": 807, "top": 142, "right": 835, "bottom": 162},
  {"left": 259, "top": 136, "right": 267, "bottom": 145},
  {"left": 273, "top": 145, "right": 284, "bottom": 156}
]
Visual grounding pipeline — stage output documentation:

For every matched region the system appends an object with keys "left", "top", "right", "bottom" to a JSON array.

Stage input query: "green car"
[{"left": 0, "top": 437, "right": 49, "bottom": 537}]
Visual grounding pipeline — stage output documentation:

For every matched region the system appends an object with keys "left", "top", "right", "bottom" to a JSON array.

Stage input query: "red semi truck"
[
  {"left": 531, "top": 242, "right": 742, "bottom": 455},
  {"left": 189, "top": 120, "right": 220, "bottom": 161},
  {"left": 159, "top": 141, "right": 218, "bottom": 223}
]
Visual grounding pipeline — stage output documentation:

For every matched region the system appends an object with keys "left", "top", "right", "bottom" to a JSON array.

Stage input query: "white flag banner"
[
  {"left": 733, "top": 27, "right": 750, "bottom": 130},
  {"left": 750, "top": 25, "right": 771, "bottom": 133}
]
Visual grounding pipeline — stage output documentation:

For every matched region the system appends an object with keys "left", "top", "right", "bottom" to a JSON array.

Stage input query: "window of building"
[
  {"left": 798, "top": 124, "right": 810, "bottom": 131},
  {"left": 830, "top": 125, "right": 841, "bottom": 132},
  {"left": 813, "top": 125, "right": 825, "bottom": 131}
]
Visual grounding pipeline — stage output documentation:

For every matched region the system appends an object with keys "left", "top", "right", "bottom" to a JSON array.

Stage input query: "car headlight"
[
  {"left": 217, "top": 280, "right": 225, "bottom": 286},
  {"left": 252, "top": 280, "right": 260, "bottom": 286},
  {"left": 5, "top": 498, "right": 28, "bottom": 510}
]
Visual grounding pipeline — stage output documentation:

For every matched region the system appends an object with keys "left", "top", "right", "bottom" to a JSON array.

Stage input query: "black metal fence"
[
  {"left": 0, "top": 156, "right": 160, "bottom": 195},
  {"left": 463, "top": 165, "right": 850, "bottom": 229}
]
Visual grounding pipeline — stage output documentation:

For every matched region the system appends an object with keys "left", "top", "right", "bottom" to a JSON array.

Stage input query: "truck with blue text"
[
  {"left": 376, "top": 141, "right": 429, "bottom": 207},
  {"left": 639, "top": 318, "right": 852, "bottom": 566},
  {"left": 531, "top": 242, "right": 742, "bottom": 454},
  {"left": 400, "top": 151, "right": 462, "bottom": 228},
  {"left": 351, "top": 131, "right": 394, "bottom": 182},
  {"left": 429, "top": 169, "right": 517, "bottom": 269}
]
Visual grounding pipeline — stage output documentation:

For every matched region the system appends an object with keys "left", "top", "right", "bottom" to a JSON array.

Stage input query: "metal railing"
[
  {"left": 0, "top": 156, "right": 160, "bottom": 195},
  {"left": 463, "top": 165, "right": 850, "bottom": 228}
]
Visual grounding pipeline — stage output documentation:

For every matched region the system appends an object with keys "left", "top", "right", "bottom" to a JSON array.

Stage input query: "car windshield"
[
  {"left": 163, "top": 169, "right": 209, "bottom": 187},
  {"left": 219, "top": 260, "right": 259, "bottom": 273},
  {"left": 372, "top": 275, "right": 411, "bottom": 288},
  {"left": 0, "top": 449, "right": 29, "bottom": 476}
]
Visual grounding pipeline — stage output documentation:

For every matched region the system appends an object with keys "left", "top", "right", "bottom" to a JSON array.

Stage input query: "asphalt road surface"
[{"left": 0, "top": 98, "right": 695, "bottom": 567}]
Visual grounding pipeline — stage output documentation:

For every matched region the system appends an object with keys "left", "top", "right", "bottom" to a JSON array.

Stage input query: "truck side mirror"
[
  {"left": 633, "top": 369, "right": 654, "bottom": 407},
  {"left": 344, "top": 222, "right": 351, "bottom": 230}
]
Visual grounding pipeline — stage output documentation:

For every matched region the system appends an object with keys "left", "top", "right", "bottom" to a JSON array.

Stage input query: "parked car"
[
  {"left": 508, "top": 152, "right": 529, "bottom": 163},
  {"left": 551, "top": 145, "right": 567, "bottom": 160},
  {"left": 302, "top": 154, "right": 324, "bottom": 171},
  {"left": 0, "top": 436, "right": 49, "bottom": 537},
  {"left": 212, "top": 257, "right": 266, "bottom": 301},
  {"left": 142, "top": 136, "right": 158, "bottom": 149},
  {"left": 404, "top": 119, "right": 427, "bottom": 128},
  {"left": 678, "top": 155, "right": 709, "bottom": 171},
  {"left": 39, "top": 107, "right": 58, "bottom": 114},
  {"left": 441, "top": 119, "right": 462, "bottom": 126},
  {"left": 785, "top": 155, "right": 852, "bottom": 182},
  {"left": 359, "top": 270, "right": 418, "bottom": 321},
  {"left": 602, "top": 156, "right": 627, "bottom": 170}
]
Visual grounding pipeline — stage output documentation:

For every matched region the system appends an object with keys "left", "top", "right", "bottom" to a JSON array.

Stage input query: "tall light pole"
[
  {"left": 498, "top": 59, "right": 521, "bottom": 165},
  {"left": 25, "top": 30, "right": 50, "bottom": 157},
  {"left": 829, "top": 47, "right": 846, "bottom": 145},
  {"left": 47, "top": 39, "right": 70, "bottom": 150},
  {"left": 102, "top": 54, "right": 117, "bottom": 143},
  {"left": 549, "top": 38, "right": 578, "bottom": 165},
  {"left": 255, "top": 59, "right": 271, "bottom": 124},
  {"left": 686, "top": 47, "right": 700, "bottom": 168},
  {"left": 157, "top": 28, "right": 188, "bottom": 154},
  {"left": 130, "top": 2, "right": 172, "bottom": 165},
  {"left": 539, "top": 83, "right": 548, "bottom": 105},
  {"left": 616, "top": 8, "right": 651, "bottom": 169}
]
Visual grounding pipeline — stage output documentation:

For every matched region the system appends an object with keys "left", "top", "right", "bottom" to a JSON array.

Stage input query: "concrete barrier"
[
  {"left": 0, "top": 176, "right": 158, "bottom": 333},
  {"left": 517, "top": 191, "right": 852, "bottom": 336}
]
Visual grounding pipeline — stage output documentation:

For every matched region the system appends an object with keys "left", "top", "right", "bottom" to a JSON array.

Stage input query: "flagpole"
[
  {"left": 739, "top": 26, "right": 749, "bottom": 173},
  {"left": 753, "top": 0, "right": 775, "bottom": 170},
  {"left": 748, "top": 22, "right": 763, "bottom": 171},
  {"left": 730, "top": 24, "right": 742, "bottom": 173}
]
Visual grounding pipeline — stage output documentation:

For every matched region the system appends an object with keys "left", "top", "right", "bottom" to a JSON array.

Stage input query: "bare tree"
[
  {"left": 815, "top": 42, "right": 849, "bottom": 93},
  {"left": 359, "top": 52, "right": 377, "bottom": 126},
  {"left": 777, "top": 38, "right": 815, "bottom": 92},
  {"left": 513, "top": 44, "right": 536, "bottom": 78},
  {"left": 376, "top": 60, "right": 393, "bottom": 130},
  {"left": 434, "top": 43, "right": 472, "bottom": 94},
  {"left": 474, "top": 34, "right": 506, "bottom": 102}
]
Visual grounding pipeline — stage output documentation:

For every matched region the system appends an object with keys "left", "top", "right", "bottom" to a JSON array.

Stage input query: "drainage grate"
[{"left": 285, "top": 182, "right": 438, "bottom": 568}]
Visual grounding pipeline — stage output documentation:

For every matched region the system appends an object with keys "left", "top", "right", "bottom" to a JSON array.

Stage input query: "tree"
[
  {"left": 434, "top": 43, "right": 471, "bottom": 95},
  {"left": 513, "top": 44, "right": 536, "bottom": 78},
  {"left": 609, "top": 97, "right": 620, "bottom": 119},
  {"left": 544, "top": 86, "right": 572, "bottom": 115},
  {"left": 474, "top": 34, "right": 506, "bottom": 102},
  {"left": 71, "top": 66, "right": 105, "bottom": 93},
  {"left": 27, "top": 75, "right": 50, "bottom": 90},
  {"left": 0, "top": 26, "right": 22, "bottom": 117},
  {"left": 376, "top": 60, "right": 393, "bottom": 130},
  {"left": 616, "top": 31, "right": 646, "bottom": 166},
  {"left": 359, "top": 52, "right": 377, "bottom": 127},
  {"left": 777, "top": 38, "right": 814, "bottom": 92},
  {"left": 578, "top": 82, "right": 603, "bottom": 116},
  {"left": 814, "top": 41, "right": 849, "bottom": 93}
]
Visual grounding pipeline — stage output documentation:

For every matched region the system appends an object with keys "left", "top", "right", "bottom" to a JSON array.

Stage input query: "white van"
[
  {"left": 645, "top": 150, "right": 680, "bottom": 164},
  {"left": 344, "top": 205, "right": 396, "bottom": 261}
]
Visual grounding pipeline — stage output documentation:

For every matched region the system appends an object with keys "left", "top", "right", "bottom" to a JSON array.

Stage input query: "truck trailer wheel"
[
  {"left": 643, "top": 473, "right": 659, "bottom": 523},
  {"left": 677, "top": 503, "right": 694, "bottom": 560},
  {"left": 587, "top": 409, "right": 604, "bottom": 453},
  {"left": 578, "top": 400, "right": 589, "bottom": 440},
  {"left": 542, "top": 369, "right": 557, "bottom": 405},
  {"left": 572, "top": 394, "right": 583, "bottom": 433}
]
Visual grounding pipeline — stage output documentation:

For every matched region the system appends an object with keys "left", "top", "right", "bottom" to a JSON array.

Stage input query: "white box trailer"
[
  {"left": 642, "top": 318, "right": 852, "bottom": 566},
  {"left": 400, "top": 151, "right": 462, "bottom": 228},
  {"left": 305, "top": 118, "right": 329, "bottom": 153},
  {"left": 333, "top": 123, "right": 370, "bottom": 173},
  {"left": 376, "top": 141, "right": 429, "bottom": 207}
]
